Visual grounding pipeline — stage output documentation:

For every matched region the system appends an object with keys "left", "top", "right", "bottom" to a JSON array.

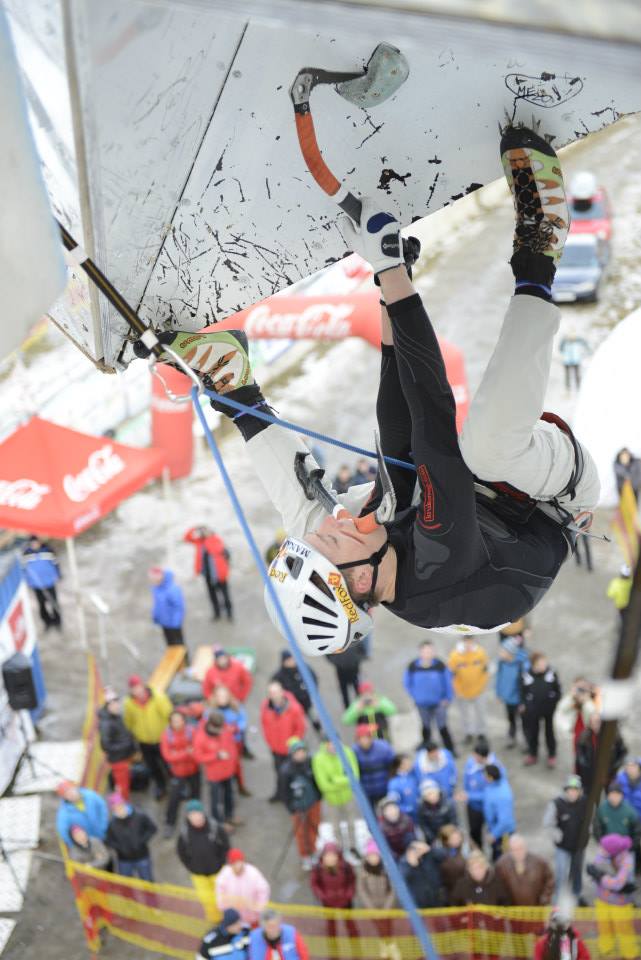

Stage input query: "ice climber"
[{"left": 158, "top": 124, "right": 600, "bottom": 657}]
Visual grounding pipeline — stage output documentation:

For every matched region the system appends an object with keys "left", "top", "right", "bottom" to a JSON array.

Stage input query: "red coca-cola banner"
[
  {"left": 0, "top": 417, "right": 166, "bottom": 538},
  {"left": 212, "top": 291, "right": 469, "bottom": 429}
]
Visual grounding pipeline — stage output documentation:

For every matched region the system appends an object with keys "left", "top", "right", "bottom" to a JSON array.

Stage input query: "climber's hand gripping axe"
[{"left": 294, "top": 433, "right": 396, "bottom": 534}]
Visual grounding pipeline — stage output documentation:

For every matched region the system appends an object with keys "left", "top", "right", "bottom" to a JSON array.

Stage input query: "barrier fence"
[
  {"left": 80, "top": 654, "right": 109, "bottom": 793},
  {"left": 70, "top": 659, "right": 641, "bottom": 959},
  {"left": 64, "top": 857, "right": 641, "bottom": 960}
]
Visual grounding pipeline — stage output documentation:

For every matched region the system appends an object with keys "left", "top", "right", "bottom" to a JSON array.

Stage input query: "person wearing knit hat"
[
  {"left": 310, "top": 842, "right": 356, "bottom": 913},
  {"left": 588, "top": 833, "right": 636, "bottom": 958},
  {"left": 593, "top": 782, "right": 640, "bottom": 846},
  {"left": 459, "top": 737, "right": 504, "bottom": 849},
  {"left": 341, "top": 680, "right": 397, "bottom": 740},
  {"left": 356, "top": 837, "right": 396, "bottom": 921},
  {"left": 279, "top": 735, "right": 322, "bottom": 871},
  {"left": 616, "top": 758, "right": 641, "bottom": 856},
  {"left": 495, "top": 627, "right": 530, "bottom": 748},
  {"left": 416, "top": 779, "right": 458, "bottom": 846},
  {"left": 123, "top": 676, "right": 173, "bottom": 801},
  {"left": 177, "top": 800, "right": 229, "bottom": 921},
  {"left": 311, "top": 737, "right": 360, "bottom": 859},
  {"left": 197, "top": 906, "right": 250, "bottom": 959},
  {"left": 98, "top": 687, "right": 136, "bottom": 802},
  {"left": 542, "top": 773, "right": 589, "bottom": 903},
  {"left": 215, "top": 847, "right": 270, "bottom": 926},
  {"left": 377, "top": 795, "right": 416, "bottom": 860},
  {"left": 55, "top": 780, "right": 108, "bottom": 850}
]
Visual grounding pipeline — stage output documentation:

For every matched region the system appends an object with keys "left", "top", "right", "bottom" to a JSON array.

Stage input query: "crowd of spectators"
[{"left": 52, "top": 590, "right": 639, "bottom": 958}]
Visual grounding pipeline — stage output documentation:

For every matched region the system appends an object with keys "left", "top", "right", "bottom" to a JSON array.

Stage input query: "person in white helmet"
[{"left": 158, "top": 125, "right": 599, "bottom": 658}]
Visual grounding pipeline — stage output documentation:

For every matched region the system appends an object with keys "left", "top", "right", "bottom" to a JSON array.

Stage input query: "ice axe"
[
  {"left": 294, "top": 432, "right": 397, "bottom": 534},
  {"left": 290, "top": 42, "right": 409, "bottom": 225}
]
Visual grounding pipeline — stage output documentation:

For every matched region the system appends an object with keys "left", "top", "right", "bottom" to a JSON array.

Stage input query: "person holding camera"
[
  {"left": 555, "top": 677, "right": 598, "bottom": 771},
  {"left": 341, "top": 680, "right": 397, "bottom": 740}
]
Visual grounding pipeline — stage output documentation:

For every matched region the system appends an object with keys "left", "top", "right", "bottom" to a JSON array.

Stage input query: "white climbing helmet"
[
  {"left": 570, "top": 171, "right": 597, "bottom": 200},
  {"left": 264, "top": 536, "right": 373, "bottom": 657}
]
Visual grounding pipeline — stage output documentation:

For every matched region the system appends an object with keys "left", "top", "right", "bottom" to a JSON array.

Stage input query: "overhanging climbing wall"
[{"left": 6, "top": 0, "right": 640, "bottom": 369}]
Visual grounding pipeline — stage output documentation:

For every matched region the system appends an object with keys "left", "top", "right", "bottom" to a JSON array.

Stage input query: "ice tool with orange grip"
[{"left": 290, "top": 43, "right": 409, "bottom": 225}]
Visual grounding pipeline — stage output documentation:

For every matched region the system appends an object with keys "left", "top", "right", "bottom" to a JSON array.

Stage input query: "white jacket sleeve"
[{"left": 246, "top": 424, "right": 375, "bottom": 539}]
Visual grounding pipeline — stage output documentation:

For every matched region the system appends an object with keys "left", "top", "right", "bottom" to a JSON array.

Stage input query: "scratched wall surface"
[{"left": 9, "top": 0, "right": 641, "bottom": 368}]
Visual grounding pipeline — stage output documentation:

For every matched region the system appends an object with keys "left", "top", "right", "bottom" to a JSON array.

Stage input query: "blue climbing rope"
[
  {"left": 203, "top": 387, "right": 417, "bottom": 473},
  {"left": 192, "top": 387, "right": 439, "bottom": 960}
]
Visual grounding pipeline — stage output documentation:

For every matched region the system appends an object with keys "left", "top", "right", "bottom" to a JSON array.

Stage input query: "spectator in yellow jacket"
[
  {"left": 448, "top": 636, "right": 489, "bottom": 744},
  {"left": 123, "top": 675, "right": 173, "bottom": 800},
  {"left": 607, "top": 564, "right": 632, "bottom": 623}
]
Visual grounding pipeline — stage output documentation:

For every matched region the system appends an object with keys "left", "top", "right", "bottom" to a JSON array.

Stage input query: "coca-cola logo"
[
  {"left": 8, "top": 601, "right": 28, "bottom": 652},
  {"left": 63, "top": 445, "right": 125, "bottom": 503},
  {"left": 0, "top": 479, "right": 50, "bottom": 510},
  {"left": 244, "top": 302, "right": 354, "bottom": 340}
]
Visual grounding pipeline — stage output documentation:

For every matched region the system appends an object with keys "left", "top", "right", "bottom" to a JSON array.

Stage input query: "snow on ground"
[{"left": 4, "top": 117, "right": 641, "bottom": 960}]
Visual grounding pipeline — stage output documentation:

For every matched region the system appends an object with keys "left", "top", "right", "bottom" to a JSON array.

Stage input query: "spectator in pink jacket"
[{"left": 215, "top": 848, "right": 271, "bottom": 926}]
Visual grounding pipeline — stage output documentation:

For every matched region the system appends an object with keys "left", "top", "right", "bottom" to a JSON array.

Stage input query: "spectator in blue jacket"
[
  {"left": 483, "top": 764, "right": 515, "bottom": 862},
  {"left": 616, "top": 757, "right": 641, "bottom": 821},
  {"left": 414, "top": 741, "right": 457, "bottom": 799},
  {"left": 148, "top": 566, "right": 185, "bottom": 646},
  {"left": 403, "top": 642, "right": 455, "bottom": 754},
  {"left": 354, "top": 724, "right": 395, "bottom": 805},
  {"left": 22, "top": 535, "right": 62, "bottom": 630},
  {"left": 387, "top": 754, "right": 419, "bottom": 819},
  {"left": 457, "top": 736, "right": 505, "bottom": 849},
  {"left": 495, "top": 626, "right": 530, "bottom": 749},
  {"left": 55, "top": 780, "right": 109, "bottom": 849}
]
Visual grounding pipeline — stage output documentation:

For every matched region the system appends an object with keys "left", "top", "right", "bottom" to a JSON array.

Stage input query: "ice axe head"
[{"left": 336, "top": 43, "right": 409, "bottom": 108}]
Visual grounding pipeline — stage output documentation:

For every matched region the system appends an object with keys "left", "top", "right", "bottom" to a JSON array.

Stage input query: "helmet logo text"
[{"left": 328, "top": 572, "right": 359, "bottom": 624}]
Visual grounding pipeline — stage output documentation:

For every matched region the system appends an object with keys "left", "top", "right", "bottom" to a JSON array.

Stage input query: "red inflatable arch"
[{"left": 211, "top": 290, "right": 469, "bottom": 431}]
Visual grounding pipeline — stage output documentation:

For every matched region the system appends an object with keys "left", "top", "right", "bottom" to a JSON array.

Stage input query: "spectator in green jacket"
[
  {"left": 341, "top": 682, "right": 397, "bottom": 740},
  {"left": 312, "top": 738, "right": 360, "bottom": 859},
  {"left": 593, "top": 782, "right": 640, "bottom": 844}
]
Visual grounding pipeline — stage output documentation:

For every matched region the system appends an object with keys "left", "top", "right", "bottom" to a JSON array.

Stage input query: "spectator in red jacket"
[
  {"left": 160, "top": 711, "right": 201, "bottom": 838},
  {"left": 203, "top": 648, "right": 253, "bottom": 703},
  {"left": 194, "top": 711, "right": 240, "bottom": 830},
  {"left": 184, "top": 526, "right": 233, "bottom": 621},
  {"left": 310, "top": 843, "right": 358, "bottom": 949},
  {"left": 260, "top": 682, "right": 306, "bottom": 803},
  {"left": 533, "top": 911, "right": 591, "bottom": 960},
  {"left": 311, "top": 842, "right": 356, "bottom": 907}
]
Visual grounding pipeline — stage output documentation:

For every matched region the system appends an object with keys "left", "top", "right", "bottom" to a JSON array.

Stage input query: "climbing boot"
[
  {"left": 501, "top": 124, "right": 569, "bottom": 284},
  {"left": 158, "top": 328, "right": 253, "bottom": 393}
]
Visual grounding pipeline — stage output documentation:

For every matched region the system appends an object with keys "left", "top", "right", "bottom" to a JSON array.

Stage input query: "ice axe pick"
[
  {"left": 290, "top": 42, "right": 409, "bottom": 225},
  {"left": 294, "top": 432, "right": 397, "bottom": 535}
]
